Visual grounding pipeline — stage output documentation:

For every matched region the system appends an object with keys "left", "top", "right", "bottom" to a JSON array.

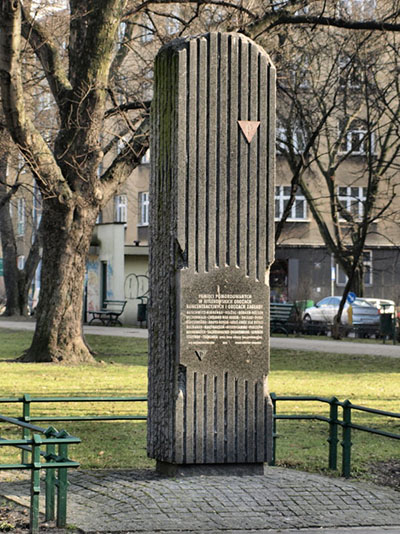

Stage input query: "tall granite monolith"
[{"left": 148, "top": 32, "right": 276, "bottom": 472}]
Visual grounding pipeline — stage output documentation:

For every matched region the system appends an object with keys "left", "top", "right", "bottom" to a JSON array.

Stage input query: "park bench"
[
  {"left": 270, "top": 302, "right": 295, "bottom": 335},
  {"left": 88, "top": 299, "right": 127, "bottom": 326}
]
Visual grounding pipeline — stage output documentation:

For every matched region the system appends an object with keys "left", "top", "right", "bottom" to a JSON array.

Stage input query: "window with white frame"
[
  {"left": 339, "top": 120, "right": 373, "bottom": 155},
  {"left": 141, "top": 14, "right": 155, "bottom": 43},
  {"left": 338, "top": 55, "right": 363, "bottom": 89},
  {"left": 336, "top": 251, "right": 372, "bottom": 286},
  {"left": 338, "top": 186, "right": 367, "bottom": 220},
  {"left": 141, "top": 149, "right": 151, "bottom": 165},
  {"left": 114, "top": 194, "right": 128, "bottom": 223},
  {"left": 338, "top": 0, "right": 376, "bottom": 18},
  {"left": 275, "top": 186, "right": 307, "bottom": 221},
  {"left": 32, "top": 182, "right": 42, "bottom": 230},
  {"left": 17, "top": 198, "right": 25, "bottom": 236},
  {"left": 138, "top": 192, "right": 149, "bottom": 226},
  {"left": 291, "top": 54, "right": 311, "bottom": 89},
  {"left": 166, "top": 9, "right": 180, "bottom": 35},
  {"left": 276, "top": 125, "right": 307, "bottom": 155}
]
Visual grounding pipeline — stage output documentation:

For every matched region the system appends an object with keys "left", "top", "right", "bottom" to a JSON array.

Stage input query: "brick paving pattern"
[{"left": 1, "top": 466, "right": 400, "bottom": 532}]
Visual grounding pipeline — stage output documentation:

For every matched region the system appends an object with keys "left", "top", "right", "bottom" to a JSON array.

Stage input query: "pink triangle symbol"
[{"left": 238, "top": 120, "right": 260, "bottom": 143}]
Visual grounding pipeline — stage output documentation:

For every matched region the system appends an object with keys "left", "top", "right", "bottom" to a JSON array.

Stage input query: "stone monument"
[{"left": 148, "top": 32, "right": 275, "bottom": 473}]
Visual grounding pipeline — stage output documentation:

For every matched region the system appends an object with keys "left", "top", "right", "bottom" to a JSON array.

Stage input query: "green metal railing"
[
  {"left": 270, "top": 393, "right": 400, "bottom": 477},
  {"left": 0, "top": 413, "right": 80, "bottom": 534},
  {"left": 1, "top": 392, "right": 399, "bottom": 533}
]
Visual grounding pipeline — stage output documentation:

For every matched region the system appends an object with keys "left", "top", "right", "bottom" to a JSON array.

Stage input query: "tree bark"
[
  {"left": 0, "top": 198, "right": 20, "bottom": 316},
  {"left": 20, "top": 199, "right": 98, "bottom": 363}
]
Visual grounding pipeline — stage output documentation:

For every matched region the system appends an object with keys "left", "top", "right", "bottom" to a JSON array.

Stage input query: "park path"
[{"left": 0, "top": 318, "right": 398, "bottom": 357}]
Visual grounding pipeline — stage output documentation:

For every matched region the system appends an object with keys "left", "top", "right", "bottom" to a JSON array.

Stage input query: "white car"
[
  {"left": 303, "top": 296, "right": 380, "bottom": 325},
  {"left": 363, "top": 298, "right": 396, "bottom": 317}
]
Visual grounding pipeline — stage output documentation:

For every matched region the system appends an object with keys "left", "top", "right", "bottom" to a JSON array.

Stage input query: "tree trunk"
[
  {"left": 20, "top": 199, "right": 98, "bottom": 363},
  {"left": 0, "top": 200, "right": 21, "bottom": 315}
]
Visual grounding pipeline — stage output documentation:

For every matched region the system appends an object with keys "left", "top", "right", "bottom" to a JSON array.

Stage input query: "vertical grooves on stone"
[
  {"left": 246, "top": 44, "right": 251, "bottom": 277},
  {"left": 203, "top": 374, "right": 207, "bottom": 462},
  {"left": 183, "top": 377, "right": 187, "bottom": 463},
  {"left": 249, "top": 46, "right": 259, "bottom": 281},
  {"left": 267, "top": 62, "right": 276, "bottom": 266},
  {"left": 234, "top": 378, "right": 238, "bottom": 462},
  {"left": 254, "top": 382, "right": 258, "bottom": 461},
  {"left": 193, "top": 371, "right": 197, "bottom": 461},
  {"left": 205, "top": 40, "right": 211, "bottom": 272},
  {"left": 214, "top": 375, "right": 218, "bottom": 462},
  {"left": 227, "top": 371, "right": 235, "bottom": 462},
  {"left": 256, "top": 54, "right": 261, "bottom": 281},
  {"left": 223, "top": 372, "right": 228, "bottom": 462},
  {"left": 198, "top": 39, "right": 207, "bottom": 274},
  {"left": 185, "top": 370, "right": 194, "bottom": 463},
  {"left": 228, "top": 35, "right": 237, "bottom": 267},
  {"left": 215, "top": 34, "right": 221, "bottom": 267},
  {"left": 244, "top": 380, "right": 249, "bottom": 462},
  {"left": 187, "top": 41, "right": 197, "bottom": 271}
]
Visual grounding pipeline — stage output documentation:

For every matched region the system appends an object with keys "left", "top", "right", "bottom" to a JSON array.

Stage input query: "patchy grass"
[{"left": 0, "top": 328, "right": 398, "bottom": 481}]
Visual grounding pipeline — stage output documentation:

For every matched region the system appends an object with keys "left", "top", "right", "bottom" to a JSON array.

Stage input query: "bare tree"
[
  {"left": 1, "top": 0, "right": 400, "bottom": 360},
  {"left": 274, "top": 24, "right": 400, "bottom": 333}
]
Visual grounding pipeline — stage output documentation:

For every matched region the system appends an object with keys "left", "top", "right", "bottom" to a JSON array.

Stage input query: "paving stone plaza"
[{"left": 1, "top": 466, "right": 400, "bottom": 533}]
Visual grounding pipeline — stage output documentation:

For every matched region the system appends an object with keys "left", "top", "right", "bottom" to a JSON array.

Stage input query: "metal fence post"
[
  {"left": 22, "top": 394, "right": 31, "bottom": 464},
  {"left": 45, "top": 443, "right": 56, "bottom": 522},
  {"left": 44, "top": 427, "right": 58, "bottom": 522},
  {"left": 328, "top": 396, "right": 339, "bottom": 470},
  {"left": 341, "top": 400, "right": 352, "bottom": 478},
  {"left": 30, "top": 434, "right": 42, "bottom": 534},
  {"left": 56, "top": 432, "right": 69, "bottom": 527},
  {"left": 270, "top": 393, "right": 277, "bottom": 466}
]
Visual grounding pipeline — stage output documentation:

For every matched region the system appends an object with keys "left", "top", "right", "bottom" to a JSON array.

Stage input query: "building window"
[
  {"left": 166, "top": 9, "right": 180, "bottom": 35},
  {"left": 338, "top": 55, "right": 363, "bottom": 89},
  {"left": 291, "top": 54, "right": 311, "bottom": 89},
  {"left": 275, "top": 186, "right": 307, "bottom": 221},
  {"left": 32, "top": 182, "right": 42, "bottom": 230},
  {"left": 114, "top": 194, "right": 128, "bottom": 223},
  {"left": 276, "top": 125, "right": 307, "bottom": 155},
  {"left": 141, "top": 14, "right": 155, "bottom": 43},
  {"left": 338, "top": 0, "right": 376, "bottom": 18},
  {"left": 338, "top": 186, "right": 367, "bottom": 220},
  {"left": 138, "top": 192, "right": 149, "bottom": 226},
  {"left": 338, "top": 120, "right": 373, "bottom": 156},
  {"left": 336, "top": 251, "right": 372, "bottom": 287},
  {"left": 17, "top": 198, "right": 25, "bottom": 236},
  {"left": 141, "top": 149, "right": 151, "bottom": 165}
]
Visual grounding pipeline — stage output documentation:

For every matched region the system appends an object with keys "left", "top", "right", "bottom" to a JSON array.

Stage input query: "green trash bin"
[{"left": 380, "top": 313, "right": 394, "bottom": 338}]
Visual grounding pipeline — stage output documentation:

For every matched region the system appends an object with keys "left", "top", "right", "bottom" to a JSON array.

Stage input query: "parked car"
[
  {"left": 302, "top": 296, "right": 380, "bottom": 325},
  {"left": 363, "top": 298, "right": 396, "bottom": 317}
]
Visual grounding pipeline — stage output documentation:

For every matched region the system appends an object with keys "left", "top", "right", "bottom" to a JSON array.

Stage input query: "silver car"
[{"left": 303, "top": 296, "right": 380, "bottom": 325}]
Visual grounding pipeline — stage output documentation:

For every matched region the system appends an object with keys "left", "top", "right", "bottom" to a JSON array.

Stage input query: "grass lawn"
[{"left": 0, "top": 328, "right": 398, "bottom": 480}]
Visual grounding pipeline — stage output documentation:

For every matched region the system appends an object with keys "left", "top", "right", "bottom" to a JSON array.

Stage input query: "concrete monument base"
[{"left": 156, "top": 461, "right": 265, "bottom": 477}]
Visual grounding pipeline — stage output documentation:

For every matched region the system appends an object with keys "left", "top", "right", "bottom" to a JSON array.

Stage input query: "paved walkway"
[
  {"left": 1, "top": 466, "right": 400, "bottom": 533},
  {"left": 0, "top": 318, "right": 398, "bottom": 356}
]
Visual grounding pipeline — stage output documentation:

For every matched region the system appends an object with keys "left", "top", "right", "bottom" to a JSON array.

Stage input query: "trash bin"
[
  {"left": 137, "top": 302, "right": 147, "bottom": 323},
  {"left": 380, "top": 313, "right": 393, "bottom": 338}
]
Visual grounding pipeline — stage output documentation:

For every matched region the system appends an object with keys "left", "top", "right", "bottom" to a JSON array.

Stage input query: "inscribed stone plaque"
[{"left": 148, "top": 32, "right": 276, "bottom": 467}]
